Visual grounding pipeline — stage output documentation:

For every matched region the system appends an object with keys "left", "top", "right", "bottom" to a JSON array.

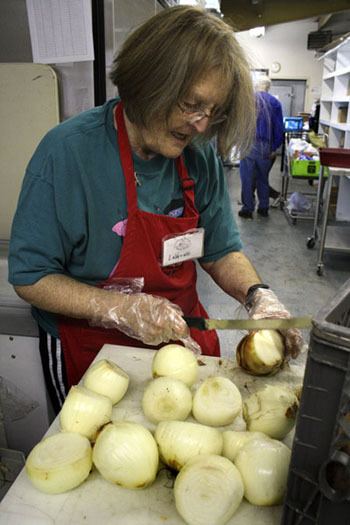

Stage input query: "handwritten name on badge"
[{"left": 162, "top": 229, "right": 204, "bottom": 267}]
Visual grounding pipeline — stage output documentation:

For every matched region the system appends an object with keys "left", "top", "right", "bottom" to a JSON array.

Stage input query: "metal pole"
[{"left": 91, "top": 0, "right": 106, "bottom": 107}]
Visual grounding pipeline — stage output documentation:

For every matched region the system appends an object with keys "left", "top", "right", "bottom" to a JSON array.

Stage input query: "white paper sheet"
[{"left": 26, "top": 0, "right": 94, "bottom": 63}]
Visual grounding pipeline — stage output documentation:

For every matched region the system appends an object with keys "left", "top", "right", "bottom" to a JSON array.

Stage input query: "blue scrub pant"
[{"left": 239, "top": 143, "right": 272, "bottom": 213}]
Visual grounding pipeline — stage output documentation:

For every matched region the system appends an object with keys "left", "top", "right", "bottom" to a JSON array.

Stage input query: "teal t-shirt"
[{"left": 8, "top": 98, "right": 242, "bottom": 336}]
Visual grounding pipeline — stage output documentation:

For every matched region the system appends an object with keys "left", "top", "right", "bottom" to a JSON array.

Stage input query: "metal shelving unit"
[{"left": 306, "top": 148, "right": 350, "bottom": 275}]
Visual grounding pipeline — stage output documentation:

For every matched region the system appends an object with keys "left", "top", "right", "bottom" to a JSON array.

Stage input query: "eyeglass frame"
[{"left": 177, "top": 101, "right": 227, "bottom": 126}]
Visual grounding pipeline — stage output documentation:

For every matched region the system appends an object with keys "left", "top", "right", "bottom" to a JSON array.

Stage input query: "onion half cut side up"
[
  {"left": 192, "top": 376, "right": 242, "bottom": 427},
  {"left": 236, "top": 329, "right": 285, "bottom": 376},
  {"left": 25, "top": 432, "right": 92, "bottom": 494},
  {"left": 174, "top": 454, "right": 244, "bottom": 525},
  {"left": 142, "top": 376, "right": 192, "bottom": 424}
]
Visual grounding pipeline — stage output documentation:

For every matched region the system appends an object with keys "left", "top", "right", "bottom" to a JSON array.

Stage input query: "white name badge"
[{"left": 162, "top": 228, "right": 205, "bottom": 267}]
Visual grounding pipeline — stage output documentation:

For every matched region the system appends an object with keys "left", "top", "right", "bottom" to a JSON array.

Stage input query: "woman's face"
[{"left": 128, "top": 70, "right": 229, "bottom": 159}]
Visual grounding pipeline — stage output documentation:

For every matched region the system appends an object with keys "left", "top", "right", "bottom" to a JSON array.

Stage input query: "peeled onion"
[
  {"left": 192, "top": 376, "right": 242, "bottom": 427},
  {"left": 152, "top": 344, "right": 199, "bottom": 386},
  {"left": 174, "top": 454, "right": 244, "bottom": 525},
  {"left": 93, "top": 421, "right": 159, "bottom": 489},
  {"left": 222, "top": 430, "right": 269, "bottom": 462},
  {"left": 155, "top": 420, "right": 223, "bottom": 471},
  {"left": 243, "top": 384, "right": 299, "bottom": 439},
  {"left": 83, "top": 359, "right": 129, "bottom": 404},
  {"left": 25, "top": 432, "right": 92, "bottom": 494},
  {"left": 234, "top": 437, "right": 291, "bottom": 506},
  {"left": 60, "top": 385, "right": 112, "bottom": 441},
  {"left": 236, "top": 329, "right": 285, "bottom": 376},
  {"left": 142, "top": 376, "right": 192, "bottom": 423}
]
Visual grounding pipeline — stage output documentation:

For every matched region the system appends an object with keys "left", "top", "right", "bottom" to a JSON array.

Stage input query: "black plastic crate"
[{"left": 281, "top": 278, "right": 350, "bottom": 525}]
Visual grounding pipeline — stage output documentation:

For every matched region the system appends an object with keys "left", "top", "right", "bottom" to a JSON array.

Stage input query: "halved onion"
[
  {"left": 236, "top": 329, "right": 285, "bottom": 376},
  {"left": 243, "top": 383, "right": 299, "bottom": 439},
  {"left": 174, "top": 454, "right": 244, "bottom": 525},
  {"left": 152, "top": 344, "right": 199, "bottom": 386},
  {"left": 83, "top": 359, "right": 129, "bottom": 404},
  {"left": 155, "top": 420, "right": 223, "bottom": 471},
  {"left": 60, "top": 385, "right": 112, "bottom": 441},
  {"left": 25, "top": 432, "right": 92, "bottom": 494},
  {"left": 142, "top": 376, "right": 192, "bottom": 423},
  {"left": 192, "top": 376, "right": 242, "bottom": 427},
  {"left": 234, "top": 437, "right": 291, "bottom": 506},
  {"left": 92, "top": 421, "right": 159, "bottom": 489},
  {"left": 222, "top": 430, "right": 269, "bottom": 462}
]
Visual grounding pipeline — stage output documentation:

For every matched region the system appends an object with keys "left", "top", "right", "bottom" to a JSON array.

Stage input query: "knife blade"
[{"left": 184, "top": 316, "right": 312, "bottom": 331}]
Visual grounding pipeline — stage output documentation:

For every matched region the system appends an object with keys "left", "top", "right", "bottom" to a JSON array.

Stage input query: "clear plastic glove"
[
  {"left": 89, "top": 292, "right": 201, "bottom": 354},
  {"left": 246, "top": 288, "right": 303, "bottom": 359}
]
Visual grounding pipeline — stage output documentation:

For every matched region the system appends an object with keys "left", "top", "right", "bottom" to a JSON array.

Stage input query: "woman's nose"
[{"left": 191, "top": 117, "right": 210, "bottom": 133}]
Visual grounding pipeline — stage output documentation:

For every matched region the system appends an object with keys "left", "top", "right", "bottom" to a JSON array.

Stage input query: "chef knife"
[{"left": 184, "top": 316, "right": 312, "bottom": 331}]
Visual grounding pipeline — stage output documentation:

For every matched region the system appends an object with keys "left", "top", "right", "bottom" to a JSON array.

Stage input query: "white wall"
[{"left": 236, "top": 18, "right": 323, "bottom": 112}]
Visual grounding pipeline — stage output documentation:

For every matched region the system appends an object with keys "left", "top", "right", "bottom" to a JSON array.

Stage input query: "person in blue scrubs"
[{"left": 239, "top": 76, "right": 284, "bottom": 219}]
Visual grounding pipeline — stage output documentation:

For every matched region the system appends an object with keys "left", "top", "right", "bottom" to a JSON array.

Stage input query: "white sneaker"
[{"left": 271, "top": 196, "right": 281, "bottom": 208}]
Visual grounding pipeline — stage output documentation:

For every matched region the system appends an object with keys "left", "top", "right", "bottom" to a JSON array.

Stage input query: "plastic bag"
[{"left": 287, "top": 192, "right": 311, "bottom": 213}]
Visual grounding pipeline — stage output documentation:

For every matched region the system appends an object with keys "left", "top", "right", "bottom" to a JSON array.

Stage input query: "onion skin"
[
  {"left": 25, "top": 432, "right": 92, "bottom": 494},
  {"left": 243, "top": 384, "right": 299, "bottom": 440},
  {"left": 236, "top": 330, "right": 285, "bottom": 376}
]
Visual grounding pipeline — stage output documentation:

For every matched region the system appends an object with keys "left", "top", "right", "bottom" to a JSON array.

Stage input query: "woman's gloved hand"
[
  {"left": 246, "top": 288, "right": 303, "bottom": 358},
  {"left": 89, "top": 291, "right": 201, "bottom": 354}
]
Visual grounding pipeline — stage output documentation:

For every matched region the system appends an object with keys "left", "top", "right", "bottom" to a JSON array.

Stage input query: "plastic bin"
[
  {"left": 290, "top": 159, "right": 321, "bottom": 178},
  {"left": 319, "top": 148, "right": 350, "bottom": 168},
  {"left": 281, "top": 278, "right": 350, "bottom": 524}
]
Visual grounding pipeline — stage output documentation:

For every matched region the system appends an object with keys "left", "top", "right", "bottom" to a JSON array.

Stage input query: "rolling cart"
[
  {"left": 306, "top": 148, "right": 350, "bottom": 275},
  {"left": 281, "top": 132, "right": 328, "bottom": 225}
]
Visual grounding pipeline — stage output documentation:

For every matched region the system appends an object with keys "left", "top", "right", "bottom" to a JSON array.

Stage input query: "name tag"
[{"left": 162, "top": 228, "right": 205, "bottom": 267}]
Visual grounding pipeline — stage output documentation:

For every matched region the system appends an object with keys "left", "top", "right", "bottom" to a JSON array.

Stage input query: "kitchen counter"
[{"left": 0, "top": 344, "right": 305, "bottom": 525}]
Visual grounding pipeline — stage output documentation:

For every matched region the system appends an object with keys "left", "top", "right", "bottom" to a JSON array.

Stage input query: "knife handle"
[{"left": 183, "top": 316, "right": 207, "bottom": 331}]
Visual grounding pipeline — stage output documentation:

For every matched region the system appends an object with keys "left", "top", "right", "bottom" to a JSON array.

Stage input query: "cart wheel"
[
  {"left": 317, "top": 264, "right": 324, "bottom": 276},
  {"left": 279, "top": 200, "right": 284, "bottom": 210},
  {"left": 307, "top": 237, "right": 315, "bottom": 249}
]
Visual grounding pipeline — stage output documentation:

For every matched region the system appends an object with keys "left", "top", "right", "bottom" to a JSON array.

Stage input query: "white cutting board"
[
  {"left": 0, "top": 63, "right": 59, "bottom": 240},
  {"left": 0, "top": 345, "right": 305, "bottom": 525}
]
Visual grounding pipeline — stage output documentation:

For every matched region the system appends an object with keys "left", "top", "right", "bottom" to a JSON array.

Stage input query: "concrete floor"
[{"left": 196, "top": 158, "right": 350, "bottom": 361}]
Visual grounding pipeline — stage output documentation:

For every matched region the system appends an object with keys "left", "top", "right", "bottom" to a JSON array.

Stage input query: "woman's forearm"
[{"left": 200, "top": 251, "right": 262, "bottom": 304}]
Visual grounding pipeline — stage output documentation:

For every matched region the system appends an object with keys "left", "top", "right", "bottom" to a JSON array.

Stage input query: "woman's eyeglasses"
[{"left": 177, "top": 101, "right": 227, "bottom": 126}]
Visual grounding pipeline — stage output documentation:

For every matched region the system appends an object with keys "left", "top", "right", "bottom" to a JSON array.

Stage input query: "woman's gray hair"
[{"left": 110, "top": 6, "right": 256, "bottom": 157}]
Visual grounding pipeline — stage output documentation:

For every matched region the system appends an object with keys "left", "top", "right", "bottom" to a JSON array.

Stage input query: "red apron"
[{"left": 59, "top": 102, "right": 220, "bottom": 387}]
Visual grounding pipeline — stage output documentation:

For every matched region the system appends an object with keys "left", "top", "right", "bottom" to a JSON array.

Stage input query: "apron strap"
[{"left": 115, "top": 101, "right": 139, "bottom": 214}]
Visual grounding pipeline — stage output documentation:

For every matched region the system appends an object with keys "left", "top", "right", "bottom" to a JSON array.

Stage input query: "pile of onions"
[
  {"left": 25, "top": 432, "right": 92, "bottom": 494},
  {"left": 92, "top": 421, "right": 159, "bottom": 489},
  {"left": 152, "top": 344, "right": 199, "bottom": 386},
  {"left": 174, "top": 454, "right": 244, "bottom": 525},
  {"left": 192, "top": 376, "right": 242, "bottom": 427},
  {"left": 155, "top": 420, "right": 223, "bottom": 471},
  {"left": 243, "top": 384, "right": 299, "bottom": 439},
  {"left": 236, "top": 329, "right": 285, "bottom": 376},
  {"left": 142, "top": 376, "right": 192, "bottom": 423},
  {"left": 60, "top": 385, "right": 112, "bottom": 441},
  {"left": 234, "top": 437, "right": 291, "bottom": 506},
  {"left": 83, "top": 359, "right": 129, "bottom": 404}
]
